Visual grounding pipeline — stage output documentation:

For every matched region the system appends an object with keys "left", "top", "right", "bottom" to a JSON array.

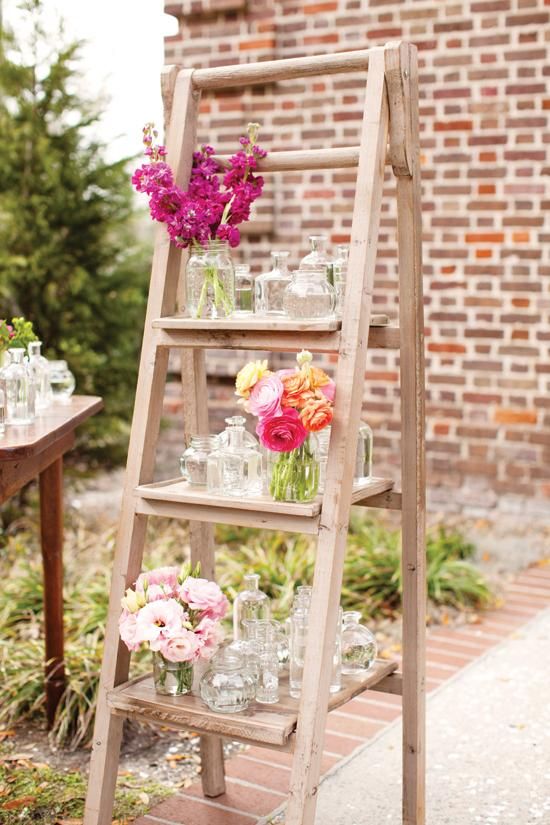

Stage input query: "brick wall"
[{"left": 163, "top": 0, "right": 550, "bottom": 515}]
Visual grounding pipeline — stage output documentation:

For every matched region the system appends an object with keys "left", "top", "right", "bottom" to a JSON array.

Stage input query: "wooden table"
[{"left": 0, "top": 396, "right": 103, "bottom": 726}]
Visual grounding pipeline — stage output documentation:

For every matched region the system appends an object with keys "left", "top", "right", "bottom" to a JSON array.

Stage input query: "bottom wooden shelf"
[{"left": 108, "top": 659, "right": 398, "bottom": 751}]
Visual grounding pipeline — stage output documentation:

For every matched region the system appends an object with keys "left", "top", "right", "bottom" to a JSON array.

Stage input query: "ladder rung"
[
  {"left": 354, "top": 489, "right": 402, "bottom": 511},
  {"left": 214, "top": 146, "right": 388, "bottom": 173},
  {"left": 191, "top": 49, "right": 374, "bottom": 91},
  {"left": 107, "top": 660, "right": 398, "bottom": 750}
]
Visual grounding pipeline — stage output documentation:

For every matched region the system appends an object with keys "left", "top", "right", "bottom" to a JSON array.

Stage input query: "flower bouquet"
[
  {"left": 119, "top": 564, "right": 228, "bottom": 696},
  {"left": 132, "top": 122, "right": 267, "bottom": 319},
  {"left": 235, "top": 351, "right": 335, "bottom": 502}
]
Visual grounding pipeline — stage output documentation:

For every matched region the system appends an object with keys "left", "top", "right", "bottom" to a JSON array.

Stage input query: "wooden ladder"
[{"left": 84, "top": 41, "right": 425, "bottom": 825}]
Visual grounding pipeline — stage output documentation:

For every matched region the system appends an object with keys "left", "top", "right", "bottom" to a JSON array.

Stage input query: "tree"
[{"left": 0, "top": 1, "right": 150, "bottom": 463}]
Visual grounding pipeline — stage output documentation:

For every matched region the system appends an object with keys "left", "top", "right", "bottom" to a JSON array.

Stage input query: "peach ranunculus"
[
  {"left": 278, "top": 368, "right": 313, "bottom": 409},
  {"left": 300, "top": 396, "right": 333, "bottom": 432},
  {"left": 235, "top": 359, "right": 270, "bottom": 399},
  {"left": 310, "top": 366, "right": 336, "bottom": 402}
]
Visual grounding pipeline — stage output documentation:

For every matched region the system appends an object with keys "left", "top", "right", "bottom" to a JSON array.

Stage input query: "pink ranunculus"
[
  {"left": 256, "top": 408, "right": 308, "bottom": 452},
  {"left": 134, "top": 599, "right": 185, "bottom": 651},
  {"left": 320, "top": 379, "right": 336, "bottom": 403},
  {"left": 248, "top": 374, "right": 284, "bottom": 419},
  {"left": 135, "top": 566, "right": 179, "bottom": 595},
  {"left": 119, "top": 610, "right": 141, "bottom": 652},
  {"left": 178, "top": 577, "right": 229, "bottom": 620},
  {"left": 195, "top": 616, "right": 225, "bottom": 659},
  {"left": 159, "top": 630, "right": 201, "bottom": 663}
]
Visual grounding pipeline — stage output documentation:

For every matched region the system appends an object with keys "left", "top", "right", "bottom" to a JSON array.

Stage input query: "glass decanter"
[
  {"left": 199, "top": 647, "right": 256, "bottom": 713},
  {"left": 300, "top": 235, "right": 333, "bottom": 284},
  {"left": 341, "top": 611, "right": 378, "bottom": 674},
  {"left": 355, "top": 421, "right": 373, "bottom": 482},
  {"left": 180, "top": 435, "right": 220, "bottom": 486},
  {"left": 332, "top": 244, "right": 349, "bottom": 318},
  {"left": 206, "top": 417, "right": 262, "bottom": 497},
  {"left": 233, "top": 573, "right": 270, "bottom": 640},
  {"left": 283, "top": 268, "right": 336, "bottom": 320},
  {"left": 255, "top": 251, "right": 291, "bottom": 316},
  {"left": 48, "top": 360, "right": 76, "bottom": 401},
  {"left": 27, "top": 341, "right": 52, "bottom": 410},
  {"left": 4, "top": 348, "right": 34, "bottom": 425},
  {"left": 234, "top": 264, "right": 254, "bottom": 314},
  {"left": 186, "top": 240, "right": 235, "bottom": 319}
]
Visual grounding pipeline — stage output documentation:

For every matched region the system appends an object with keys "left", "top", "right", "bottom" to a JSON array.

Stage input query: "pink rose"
[
  {"left": 256, "top": 408, "right": 308, "bottom": 452},
  {"left": 119, "top": 610, "right": 141, "bottom": 652},
  {"left": 159, "top": 630, "right": 201, "bottom": 663},
  {"left": 248, "top": 374, "right": 283, "bottom": 418},
  {"left": 178, "top": 577, "right": 229, "bottom": 620},
  {"left": 134, "top": 599, "right": 185, "bottom": 651}
]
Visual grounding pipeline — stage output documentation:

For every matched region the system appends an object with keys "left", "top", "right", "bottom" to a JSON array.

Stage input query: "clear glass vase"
[
  {"left": 3, "top": 348, "right": 34, "bottom": 425},
  {"left": 186, "top": 240, "right": 235, "bottom": 319},
  {"left": 180, "top": 435, "right": 220, "bottom": 486},
  {"left": 48, "top": 360, "right": 76, "bottom": 402},
  {"left": 341, "top": 611, "right": 378, "bottom": 675},
  {"left": 255, "top": 251, "right": 291, "bottom": 316},
  {"left": 28, "top": 341, "right": 52, "bottom": 410},
  {"left": 199, "top": 647, "right": 256, "bottom": 713},
  {"left": 266, "top": 435, "right": 320, "bottom": 502},
  {"left": 152, "top": 652, "right": 194, "bottom": 696},
  {"left": 283, "top": 268, "right": 336, "bottom": 320}
]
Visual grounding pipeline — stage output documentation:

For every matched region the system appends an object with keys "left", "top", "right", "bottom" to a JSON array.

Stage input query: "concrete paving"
[{"left": 308, "top": 609, "right": 550, "bottom": 825}]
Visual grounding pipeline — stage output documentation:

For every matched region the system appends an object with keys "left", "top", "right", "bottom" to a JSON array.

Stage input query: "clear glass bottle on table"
[
  {"left": 3, "top": 348, "right": 34, "bottom": 425},
  {"left": 234, "top": 264, "right": 254, "bottom": 315},
  {"left": 206, "top": 416, "right": 262, "bottom": 497},
  {"left": 180, "top": 435, "right": 220, "bottom": 486},
  {"left": 341, "top": 611, "right": 378, "bottom": 674},
  {"left": 27, "top": 341, "right": 52, "bottom": 411},
  {"left": 200, "top": 647, "right": 256, "bottom": 713},
  {"left": 233, "top": 573, "right": 270, "bottom": 640},
  {"left": 217, "top": 415, "right": 258, "bottom": 450},
  {"left": 48, "top": 360, "right": 76, "bottom": 402},
  {"left": 332, "top": 244, "right": 349, "bottom": 318},
  {"left": 300, "top": 235, "right": 333, "bottom": 284},
  {"left": 255, "top": 251, "right": 291, "bottom": 316}
]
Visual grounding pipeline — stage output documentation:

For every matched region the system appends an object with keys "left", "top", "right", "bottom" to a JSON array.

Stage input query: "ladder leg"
[
  {"left": 286, "top": 50, "right": 389, "bottom": 825},
  {"left": 395, "top": 47, "right": 426, "bottom": 825}
]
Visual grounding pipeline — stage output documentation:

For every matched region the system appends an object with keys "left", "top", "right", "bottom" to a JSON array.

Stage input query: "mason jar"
[
  {"left": 180, "top": 435, "right": 220, "bottom": 486},
  {"left": 186, "top": 241, "right": 235, "bottom": 320}
]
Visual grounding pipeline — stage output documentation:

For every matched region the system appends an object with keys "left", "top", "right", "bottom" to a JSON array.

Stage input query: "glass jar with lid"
[
  {"left": 341, "top": 611, "right": 378, "bottom": 674},
  {"left": 283, "top": 268, "right": 336, "bottom": 320},
  {"left": 255, "top": 251, "right": 291, "bottom": 316},
  {"left": 199, "top": 647, "right": 256, "bottom": 713},
  {"left": 300, "top": 235, "right": 333, "bottom": 284},
  {"left": 180, "top": 435, "right": 220, "bottom": 486},
  {"left": 48, "top": 360, "right": 76, "bottom": 402},
  {"left": 186, "top": 240, "right": 235, "bottom": 319}
]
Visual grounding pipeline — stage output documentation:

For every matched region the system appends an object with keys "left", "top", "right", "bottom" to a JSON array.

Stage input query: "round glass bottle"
[
  {"left": 28, "top": 341, "right": 52, "bottom": 410},
  {"left": 233, "top": 573, "right": 270, "bottom": 640},
  {"left": 234, "top": 264, "right": 254, "bottom": 314},
  {"left": 186, "top": 240, "right": 235, "bottom": 319},
  {"left": 200, "top": 647, "right": 256, "bottom": 713},
  {"left": 4, "top": 348, "right": 34, "bottom": 425},
  {"left": 48, "top": 360, "right": 76, "bottom": 401},
  {"left": 300, "top": 235, "right": 333, "bottom": 284},
  {"left": 255, "top": 251, "right": 291, "bottom": 316},
  {"left": 341, "top": 611, "right": 378, "bottom": 675},
  {"left": 283, "top": 268, "right": 336, "bottom": 320},
  {"left": 180, "top": 435, "right": 220, "bottom": 486}
]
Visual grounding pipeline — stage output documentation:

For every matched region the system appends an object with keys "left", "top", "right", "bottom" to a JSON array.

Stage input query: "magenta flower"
[
  {"left": 256, "top": 408, "right": 308, "bottom": 453},
  {"left": 248, "top": 374, "right": 283, "bottom": 419}
]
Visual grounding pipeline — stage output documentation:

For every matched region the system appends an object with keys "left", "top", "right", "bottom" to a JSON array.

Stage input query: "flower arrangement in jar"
[
  {"left": 132, "top": 123, "right": 267, "bottom": 319},
  {"left": 118, "top": 563, "right": 228, "bottom": 696},
  {"left": 235, "top": 350, "right": 336, "bottom": 502}
]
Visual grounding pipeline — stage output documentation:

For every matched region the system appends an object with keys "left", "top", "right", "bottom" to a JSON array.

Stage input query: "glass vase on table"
[
  {"left": 152, "top": 652, "right": 194, "bottom": 696},
  {"left": 186, "top": 240, "right": 235, "bottom": 320},
  {"left": 266, "top": 434, "right": 320, "bottom": 503}
]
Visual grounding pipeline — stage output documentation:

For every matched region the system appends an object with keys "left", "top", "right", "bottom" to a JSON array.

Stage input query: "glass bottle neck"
[
  {"left": 190, "top": 435, "right": 219, "bottom": 449},
  {"left": 309, "top": 235, "right": 327, "bottom": 253},
  {"left": 292, "top": 268, "right": 326, "bottom": 281},
  {"left": 28, "top": 341, "right": 42, "bottom": 358},
  {"left": 8, "top": 348, "right": 24, "bottom": 364},
  {"left": 343, "top": 611, "right": 362, "bottom": 624},
  {"left": 271, "top": 252, "right": 289, "bottom": 272},
  {"left": 244, "top": 574, "right": 260, "bottom": 592}
]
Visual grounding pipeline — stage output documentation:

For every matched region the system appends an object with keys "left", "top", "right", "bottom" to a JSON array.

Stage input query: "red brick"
[
  {"left": 146, "top": 795, "right": 257, "bottom": 824},
  {"left": 181, "top": 782, "right": 284, "bottom": 816},
  {"left": 225, "top": 757, "right": 290, "bottom": 794},
  {"left": 494, "top": 408, "right": 538, "bottom": 424}
]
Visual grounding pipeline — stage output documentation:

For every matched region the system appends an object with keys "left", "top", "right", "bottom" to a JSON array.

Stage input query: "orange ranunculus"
[
  {"left": 279, "top": 369, "right": 313, "bottom": 409},
  {"left": 309, "top": 366, "right": 331, "bottom": 389},
  {"left": 300, "top": 396, "right": 333, "bottom": 432}
]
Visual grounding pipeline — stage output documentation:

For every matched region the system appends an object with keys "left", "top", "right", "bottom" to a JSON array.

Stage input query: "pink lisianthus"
[
  {"left": 135, "top": 566, "right": 179, "bottom": 595},
  {"left": 256, "top": 408, "right": 308, "bottom": 452},
  {"left": 158, "top": 630, "right": 201, "bottom": 663},
  {"left": 178, "top": 577, "right": 229, "bottom": 620},
  {"left": 118, "top": 610, "right": 141, "bottom": 652},
  {"left": 248, "top": 374, "right": 284, "bottom": 419},
  {"left": 195, "top": 616, "right": 225, "bottom": 659},
  {"left": 134, "top": 599, "right": 185, "bottom": 651}
]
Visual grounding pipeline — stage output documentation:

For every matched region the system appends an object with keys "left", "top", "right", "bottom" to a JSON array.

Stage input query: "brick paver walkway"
[{"left": 135, "top": 563, "right": 550, "bottom": 825}]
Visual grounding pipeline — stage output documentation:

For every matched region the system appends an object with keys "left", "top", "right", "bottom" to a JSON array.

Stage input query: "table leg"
[{"left": 39, "top": 456, "right": 66, "bottom": 728}]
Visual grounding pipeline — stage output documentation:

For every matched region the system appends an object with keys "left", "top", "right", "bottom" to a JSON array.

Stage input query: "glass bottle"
[
  {"left": 217, "top": 415, "right": 258, "bottom": 450},
  {"left": 234, "top": 264, "right": 254, "bottom": 314},
  {"left": 300, "top": 235, "right": 333, "bottom": 284},
  {"left": 355, "top": 421, "right": 373, "bottom": 482},
  {"left": 255, "top": 251, "right": 291, "bottom": 316},
  {"left": 180, "top": 435, "right": 220, "bottom": 486},
  {"left": 207, "top": 417, "right": 262, "bottom": 497},
  {"left": 250, "top": 622, "right": 279, "bottom": 704},
  {"left": 186, "top": 240, "right": 235, "bottom": 320},
  {"left": 27, "top": 341, "right": 52, "bottom": 410},
  {"left": 4, "top": 348, "right": 34, "bottom": 425},
  {"left": 233, "top": 573, "right": 270, "bottom": 640},
  {"left": 289, "top": 598, "right": 309, "bottom": 699},
  {"left": 331, "top": 607, "right": 343, "bottom": 694},
  {"left": 341, "top": 611, "right": 378, "bottom": 675},
  {"left": 332, "top": 244, "right": 349, "bottom": 318},
  {"left": 200, "top": 647, "right": 256, "bottom": 713},
  {"left": 0, "top": 378, "right": 6, "bottom": 436},
  {"left": 283, "top": 269, "right": 336, "bottom": 320},
  {"left": 48, "top": 360, "right": 76, "bottom": 401}
]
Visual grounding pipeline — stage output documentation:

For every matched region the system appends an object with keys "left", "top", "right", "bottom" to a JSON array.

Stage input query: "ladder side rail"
[
  {"left": 83, "top": 68, "right": 200, "bottom": 825},
  {"left": 286, "top": 48, "right": 389, "bottom": 825}
]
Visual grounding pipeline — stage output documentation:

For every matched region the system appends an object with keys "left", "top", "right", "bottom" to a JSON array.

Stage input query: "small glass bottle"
[
  {"left": 355, "top": 422, "right": 373, "bottom": 482},
  {"left": 255, "top": 251, "right": 291, "bottom": 316},
  {"left": 330, "top": 607, "right": 343, "bottom": 694},
  {"left": 253, "top": 623, "right": 280, "bottom": 705},
  {"left": 217, "top": 415, "right": 258, "bottom": 450},
  {"left": 27, "top": 341, "right": 52, "bottom": 410},
  {"left": 0, "top": 378, "right": 6, "bottom": 436},
  {"left": 300, "top": 235, "right": 333, "bottom": 284},
  {"left": 233, "top": 573, "right": 270, "bottom": 640},
  {"left": 207, "top": 417, "right": 262, "bottom": 497},
  {"left": 4, "top": 348, "right": 34, "bottom": 425},
  {"left": 234, "top": 264, "right": 254, "bottom": 314},
  {"left": 48, "top": 360, "right": 76, "bottom": 401},
  {"left": 180, "top": 435, "right": 220, "bottom": 486},
  {"left": 283, "top": 269, "right": 336, "bottom": 320},
  {"left": 332, "top": 244, "right": 349, "bottom": 318},
  {"left": 289, "top": 600, "right": 309, "bottom": 699},
  {"left": 200, "top": 647, "right": 256, "bottom": 713},
  {"left": 186, "top": 240, "right": 235, "bottom": 319},
  {"left": 341, "top": 611, "right": 378, "bottom": 675}
]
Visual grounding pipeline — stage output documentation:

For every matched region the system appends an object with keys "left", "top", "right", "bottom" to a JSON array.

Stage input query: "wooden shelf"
[
  {"left": 153, "top": 315, "right": 400, "bottom": 352},
  {"left": 108, "top": 659, "right": 398, "bottom": 751},
  {"left": 134, "top": 476, "right": 395, "bottom": 534}
]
